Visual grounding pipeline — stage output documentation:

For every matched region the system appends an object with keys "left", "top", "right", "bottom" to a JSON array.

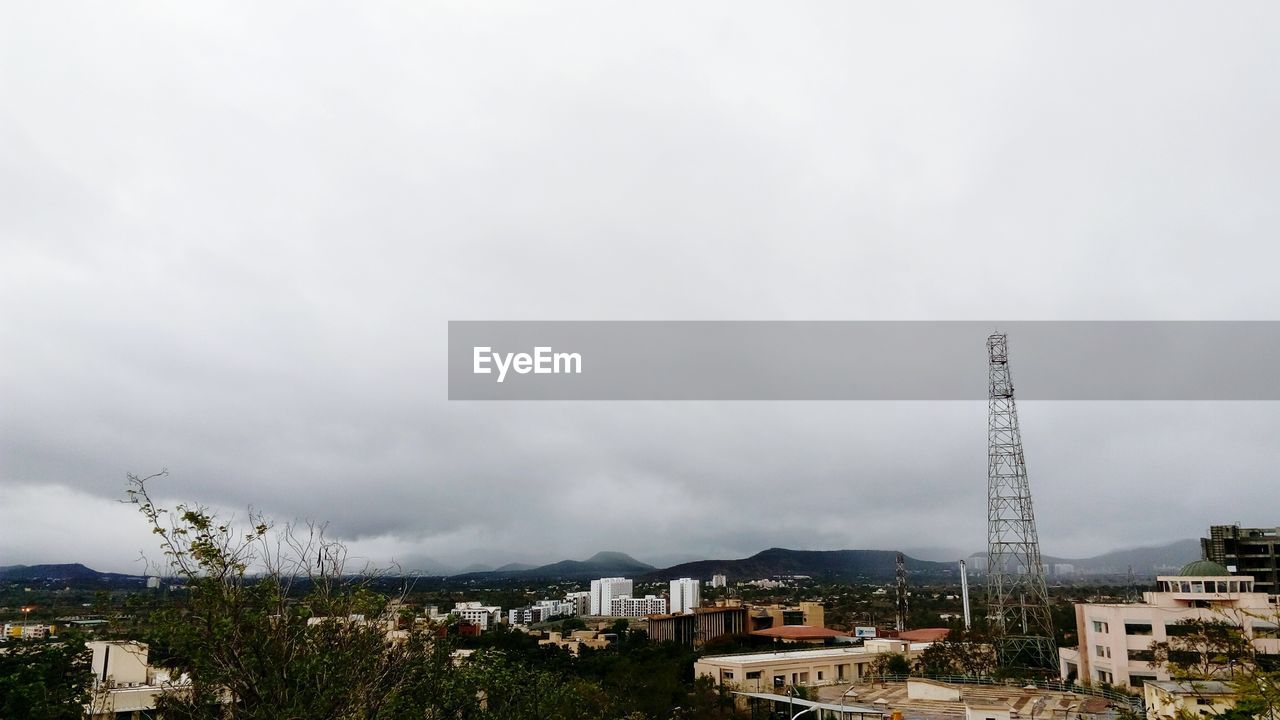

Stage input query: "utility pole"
[
  {"left": 985, "top": 333, "right": 1057, "bottom": 672},
  {"left": 959, "top": 559, "right": 972, "bottom": 630}
]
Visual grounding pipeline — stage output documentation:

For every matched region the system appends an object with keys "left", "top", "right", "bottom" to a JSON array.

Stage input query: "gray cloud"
[{"left": 3, "top": 2, "right": 1280, "bottom": 573}]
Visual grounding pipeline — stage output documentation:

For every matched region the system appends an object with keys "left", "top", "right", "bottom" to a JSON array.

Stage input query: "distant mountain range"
[
  {"left": 12, "top": 538, "right": 1203, "bottom": 585},
  {"left": 1043, "top": 538, "right": 1200, "bottom": 576},
  {"left": 0, "top": 563, "right": 145, "bottom": 583},
  {"left": 450, "top": 551, "right": 655, "bottom": 582},
  {"left": 644, "top": 548, "right": 955, "bottom": 582}
]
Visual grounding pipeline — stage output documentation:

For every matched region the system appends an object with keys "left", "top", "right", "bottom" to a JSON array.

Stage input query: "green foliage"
[
  {"left": 914, "top": 628, "right": 996, "bottom": 677},
  {"left": 0, "top": 634, "right": 91, "bottom": 720},
  {"left": 120, "top": 472, "right": 742, "bottom": 720},
  {"left": 870, "top": 651, "right": 912, "bottom": 676},
  {"left": 1148, "top": 616, "right": 1280, "bottom": 720}
]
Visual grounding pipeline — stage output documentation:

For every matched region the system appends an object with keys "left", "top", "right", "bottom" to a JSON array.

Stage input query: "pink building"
[{"left": 1059, "top": 560, "right": 1280, "bottom": 689}]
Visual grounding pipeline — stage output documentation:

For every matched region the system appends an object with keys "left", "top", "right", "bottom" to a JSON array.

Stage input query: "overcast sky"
[{"left": 3, "top": 2, "right": 1280, "bottom": 574}]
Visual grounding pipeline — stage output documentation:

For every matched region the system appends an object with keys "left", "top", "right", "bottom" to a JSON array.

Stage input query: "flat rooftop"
[{"left": 700, "top": 644, "right": 932, "bottom": 665}]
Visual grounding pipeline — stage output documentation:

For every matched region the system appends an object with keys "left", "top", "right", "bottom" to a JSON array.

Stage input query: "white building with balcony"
[{"left": 1059, "top": 560, "right": 1280, "bottom": 689}]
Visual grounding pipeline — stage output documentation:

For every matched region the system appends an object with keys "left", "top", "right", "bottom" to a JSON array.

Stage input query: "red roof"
[
  {"left": 897, "top": 628, "right": 950, "bottom": 642},
  {"left": 750, "top": 625, "right": 848, "bottom": 640}
]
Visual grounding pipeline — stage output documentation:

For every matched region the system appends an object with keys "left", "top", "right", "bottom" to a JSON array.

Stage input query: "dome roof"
[{"left": 1178, "top": 559, "right": 1230, "bottom": 577}]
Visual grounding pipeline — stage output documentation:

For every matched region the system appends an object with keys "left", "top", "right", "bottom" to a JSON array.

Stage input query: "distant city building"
[
  {"left": 145, "top": 576, "right": 161, "bottom": 589},
  {"left": 453, "top": 602, "right": 502, "bottom": 630},
  {"left": 710, "top": 574, "right": 727, "bottom": 588},
  {"left": 1058, "top": 561, "right": 1280, "bottom": 689},
  {"left": 1051, "top": 563, "right": 1075, "bottom": 576},
  {"left": 670, "top": 577, "right": 701, "bottom": 614},
  {"left": 538, "top": 629, "right": 613, "bottom": 656},
  {"left": 589, "top": 577, "right": 633, "bottom": 615},
  {"left": 1202, "top": 524, "right": 1280, "bottom": 598},
  {"left": 564, "top": 591, "right": 591, "bottom": 616},
  {"left": 647, "top": 606, "right": 748, "bottom": 647},
  {"left": 609, "top": 594, "right": 667, "bottom": 617},
  {"left": 509, "top": 604, "right": 564, "bottom": 626},
  {"left": 3, "top": 623, "right": 54, "bottom": 639},
  {"left": 749, "top": 602, "right": 825, "bottom": 631}
]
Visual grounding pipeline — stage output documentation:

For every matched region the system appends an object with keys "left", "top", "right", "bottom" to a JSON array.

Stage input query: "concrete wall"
[{"left": 908, "top": 678, "right": 961, "bottom": 701}]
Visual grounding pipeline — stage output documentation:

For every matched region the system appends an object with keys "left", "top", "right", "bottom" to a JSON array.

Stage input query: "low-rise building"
[
  {"left": 1143, "top": 680, "right": 1240, "bottom": 720},
  {"left": 609, "top": 594, "right": 667, "bottom": 617},
  {"left": 695, "top": 639, "right": 928, "bottom": 692},
  {"left": 83, "top": 640, "right": 228, "bottom": 719},
  {"left": 749, "top": 601, "right": 825, "bottom": 631},
  {"left": 539, "top": 629, "right": 613, "bottom": 656},
  {"left": 453, "top": 602, "right": 502, "bottom": 630},
  {"left": 3, "top": 622, "right": 54, "bottom": 639}
]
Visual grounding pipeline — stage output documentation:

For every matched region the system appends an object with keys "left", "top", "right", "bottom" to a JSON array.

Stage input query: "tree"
[
  {"left": 0, "top": 635, "right": 91, "bottom": 720},
  {"left": 123, "top": 471, "right": 623, "bottom": 720},
  {"left": 871, "top": 652, "right": 911, "bottom": 676},
  {"left": 914, "top": 628, "right": 996, "bottom": 677},
  {"left": 1148, "top": 617, "right": 1280, "bottom": 720}
]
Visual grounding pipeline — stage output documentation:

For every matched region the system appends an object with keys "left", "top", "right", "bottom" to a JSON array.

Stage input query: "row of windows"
[
  {"left": 1092, "top": 620, "right": 1273, "bottom": 637},
  {"left": 1157, "top": 579, "right": 1253, "bottom": 593}
]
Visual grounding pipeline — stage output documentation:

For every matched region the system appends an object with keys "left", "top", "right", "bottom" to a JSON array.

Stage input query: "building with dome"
[{"left": 1058, "top": 560, "right": 1279, "bottom": 688}]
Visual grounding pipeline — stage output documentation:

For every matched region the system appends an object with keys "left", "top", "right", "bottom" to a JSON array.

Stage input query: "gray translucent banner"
[{"left": 447, "top": 321, "right": 1280, "bottom": 400}]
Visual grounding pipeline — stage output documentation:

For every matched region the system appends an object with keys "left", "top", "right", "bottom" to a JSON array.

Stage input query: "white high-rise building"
[
  {"left": 670, "top": 577, "right": 701, "bottom": 614},
  {"left": 710, "top": 574, "right": 727, "bottom": 588},
  {"left": 589, "top": 577, "right": 633, "bottom": 615}
]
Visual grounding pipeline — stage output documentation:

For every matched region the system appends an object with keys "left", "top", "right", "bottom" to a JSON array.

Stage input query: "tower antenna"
[
  {"left": 895, "top": 552, "right": 909, "bottom": 632},
  {"left": 986, "top": 333, "right": 1057, "bottom": 672}
]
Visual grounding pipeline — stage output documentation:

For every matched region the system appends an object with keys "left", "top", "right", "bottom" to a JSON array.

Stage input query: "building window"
[
  {"left": 1253, "top": 624, "right": 1280, "bottom": 640},
  {"left": 1092, "top": 621, "right": 1109, "bottom": 633},
  {"left": 1129, "top": 675, "right": 1156, "bottom": 688},
  {"left": 1124, "top": 623, "right": 1153, "bottom": 636},
  {"left": 817, "top": 671, "right": 824, "bottom": 681},
  {"left": 1095, "top": 645, "right": 1110, "bottom": 658},
  {"left": 746, "top": 672, "right": 762, "bottom": 680}
]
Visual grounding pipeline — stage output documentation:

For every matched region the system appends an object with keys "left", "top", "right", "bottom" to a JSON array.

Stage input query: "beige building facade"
[
  {"left": 1060, "top": 561, "right": 1279, "bottom": 690},
  {"left": 694, "top": 639, "right": 927, "bottom": 692}
]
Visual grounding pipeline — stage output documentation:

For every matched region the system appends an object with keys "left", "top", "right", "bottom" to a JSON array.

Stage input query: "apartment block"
[
  {"left": 609, "top": 594, "right": 667, "bottom": 617},
  {"left": 589, "top": 577, "right": 633, "bottom": 615},
  {"left": 1202, "top": 525, "right": 1280, "bottom": 598},
  {"left": 1058, "top": 560, "right": 1280, "bottom": 689},
  {"left": 670, "top": 577, "right": 701, "bottom": 614},
  {"left": 453, "top": 602, "right": 502, "bottom": 630}
]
